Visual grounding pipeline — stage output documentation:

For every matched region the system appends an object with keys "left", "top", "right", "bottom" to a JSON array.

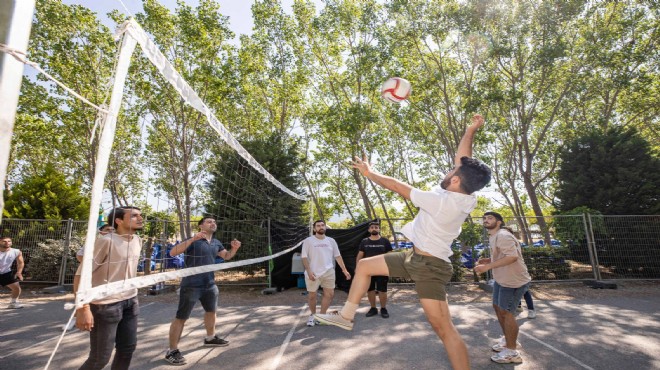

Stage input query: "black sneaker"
[
  {"left": 365, "top": 307, "right": 378, "bottom": 317},
  {"left": 204, "top": 335, "right": 229, "bottom": 347},
  {"left": 165, "top": 349, "right": 186, "bottom": 366},
  {"left": 380, "top": 307, "right": 389, "bottom": 318}
]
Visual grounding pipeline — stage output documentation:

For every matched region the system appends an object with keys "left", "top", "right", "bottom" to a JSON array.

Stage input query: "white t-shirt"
[
  {"left": 300, "top": 235, "right": 341, "bottom": 278},
  {"left": 0, "top": 249, "right": 20, "bottom": 274},
  {"left": 402, "top": 187, "right": 477, "bottom": 262}
]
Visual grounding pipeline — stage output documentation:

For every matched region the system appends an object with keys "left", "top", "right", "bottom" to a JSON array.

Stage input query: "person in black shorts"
[{"left": 356, "top": 222, "right": 392, "bottom": 318}]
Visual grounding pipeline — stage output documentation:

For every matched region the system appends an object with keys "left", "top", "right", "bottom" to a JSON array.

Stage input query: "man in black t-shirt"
[{"left": 356, "top": 222, "right": 393, "bottom": 318}]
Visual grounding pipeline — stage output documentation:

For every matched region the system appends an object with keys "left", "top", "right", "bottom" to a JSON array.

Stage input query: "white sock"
[
  {"left": 10, "top": 298, "right": 17, "bottom": 303},
  {"left": 340, "top": 302, "right": 359, "bottom": 320},
  {"left": 206, "top": 334, "right": 216, "bottom": 340}
]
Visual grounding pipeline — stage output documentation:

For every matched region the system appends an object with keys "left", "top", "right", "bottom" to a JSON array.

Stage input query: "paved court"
[{"left": 1, "top": 291, "right": 659, "bottom": 370}]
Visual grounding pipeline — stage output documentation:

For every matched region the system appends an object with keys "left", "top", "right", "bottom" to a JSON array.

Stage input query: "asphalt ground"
[{"left": 1, "top": 288, "right": 659, "bottom": 370}]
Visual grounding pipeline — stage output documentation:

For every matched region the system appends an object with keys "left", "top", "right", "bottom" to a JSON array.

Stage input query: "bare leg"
[
  {"left": 367, "top": 290, "right": 376, "bottom": 308},
  {"left": 204, "top": 311, "right": 216, "bottom": 337},
  {"left": 501, "top": 310, "right": 519, "bottom": 349},
  {"left": 419, "top": 299, "right": 470, "bottom": 370},
  {"left": 378, "top": 291, "right": 387, "bottom": 308},
  {"left": 7, "top": 282, "right": 20, "bottom": 300},
  {"left": 347, "top": 256, "right": 389, "bottom": 305},
  {"left": 168, "top": 318, "right": 187, "bottom": 349},
  {"left": 320, "top": 287, "right": 334, "bottom": 314},
  {"left": 307, "top": 291, "right": 317, "bottom": 314}
]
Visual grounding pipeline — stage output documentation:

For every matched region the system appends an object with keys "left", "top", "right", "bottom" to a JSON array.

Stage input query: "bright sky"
[{"left": 61, "top": 0, "right": 323, "bottom": 41}]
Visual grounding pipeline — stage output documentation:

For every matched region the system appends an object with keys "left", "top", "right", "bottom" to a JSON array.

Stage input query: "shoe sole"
[
  {"left": 313, "top": 314, "right": 353, "bottom": 331},
  {"left": 491, "top": 357, "right": 523, "bottom": 364},
  {"left": 204, "top": 342, "right": 229, "bottom": 347},
  {"left": 164, "top": 358, "right": 187, "bottom": 366}
]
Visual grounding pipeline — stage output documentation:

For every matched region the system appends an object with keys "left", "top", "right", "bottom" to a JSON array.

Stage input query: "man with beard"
[
  {"left": 165, "top": 216, "right": 241, "bottom": 366},
  {"left": 356, "top": 221, "right": 393, "bottom": 318},
  {"left": 315, "top": 114, "right": 491, "bottom": 370},
  {"left": 76, "top": 207, "right": 144, "bottom": 370},
  {"left": 475, "top": 211, "right": 531, "bottom": 364},
  {"left": 302, "top": 220, "right": 351, "bottom": 327}
]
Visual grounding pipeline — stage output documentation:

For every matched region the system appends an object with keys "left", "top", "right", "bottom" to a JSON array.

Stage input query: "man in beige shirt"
[
  {"left": 76, "top": 207, "right": 143, "bottom": 370},
  {"left": 475, "top": 211, "right": 531, "bottom": 365}
]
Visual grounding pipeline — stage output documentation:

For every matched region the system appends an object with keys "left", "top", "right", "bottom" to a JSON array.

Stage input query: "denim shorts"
[
  {"left": 493, "top": 281, "right": 529, "bottom": 313},
  {"left": 175, "top": 285, "right": 219, "bottom": 320}
]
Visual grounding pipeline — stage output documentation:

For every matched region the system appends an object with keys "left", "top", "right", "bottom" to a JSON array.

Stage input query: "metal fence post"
[
  {"left": 58, "top": 218, "right": 74, "bottom": 286},
  {"left": 583, "top": 213, "right": 602, "bottom": 280}
]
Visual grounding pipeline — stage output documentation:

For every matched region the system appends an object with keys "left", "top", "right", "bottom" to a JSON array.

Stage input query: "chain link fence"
[{"left": 1, "top": 214, "right": 658, "bottom": 286}]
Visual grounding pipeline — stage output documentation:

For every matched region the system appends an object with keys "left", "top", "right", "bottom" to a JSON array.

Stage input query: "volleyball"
[{"left": 380, "top": 77, "right": 411, "bottom": 103}]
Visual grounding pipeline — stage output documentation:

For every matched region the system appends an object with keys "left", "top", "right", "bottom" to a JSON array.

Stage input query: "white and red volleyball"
[{"left": 380, "top": 77, "right": 411, "bottom": 103}]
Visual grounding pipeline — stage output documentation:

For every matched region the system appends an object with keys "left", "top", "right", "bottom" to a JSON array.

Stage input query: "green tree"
[
  {"left": 14, "top": 0, "right": 142, "bottom": 205},
  {"left": 556, "top": 127, "right": 660, "bottom": 215},
  {"left": 3, "top": 164, "right": 90, "bottom": 220}
]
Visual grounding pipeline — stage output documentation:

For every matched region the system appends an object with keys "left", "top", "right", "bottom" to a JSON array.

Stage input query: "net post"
[{"left": 0, "top": 0, "right": 35, "bottom": 222}]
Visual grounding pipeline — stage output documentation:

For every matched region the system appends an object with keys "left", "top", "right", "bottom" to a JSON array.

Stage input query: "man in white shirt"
[
  {"left": 302, "top": 220, "right": 351, "bottom": 327},
  {"left": 0, "top": 236, "right": 25, "bottom": 309},
  {"left": 315, "top": 114, "right": 491, "bottom": 370}
]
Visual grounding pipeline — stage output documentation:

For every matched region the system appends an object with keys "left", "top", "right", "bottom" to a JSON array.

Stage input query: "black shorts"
[
  {"left": 368, "top": 276, "right": 389, "bottom": 292},
  {"left": 0, "top": 271, "right": 18, "bottom": 287}
]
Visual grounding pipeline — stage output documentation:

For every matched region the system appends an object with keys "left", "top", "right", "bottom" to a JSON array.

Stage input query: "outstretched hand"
[
  {"left": 469, "top": 114, "right": 485, "bottom": 131},
  {"left": 351, "top": 155, "right": 373, "bottom": 177}
]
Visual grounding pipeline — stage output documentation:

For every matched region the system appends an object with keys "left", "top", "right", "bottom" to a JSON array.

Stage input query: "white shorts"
[{"left": 305, "top": 269, "right": 335, "bottom": 292}]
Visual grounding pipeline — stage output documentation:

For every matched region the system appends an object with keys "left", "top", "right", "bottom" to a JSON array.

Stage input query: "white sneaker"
[
  {"left": 491, "top": 348, "right": 523, "bottom": 363},
  {"left": 63, "top": 320, "right": 76, "bottom": 331},
  {"left": 516, "top": 306, "right": 524, "bottom": 313},
  {"left": 306, "top": 315, "right": 315, "bottom": 327},
  {"left": 527, "top": 309, "right": 536, "bottom": 319},
  {"left": 7, "top": 302, "right": 24, "bottom": 309},
  {"left": 492, "top": 336, "right": 521, "bottom": 352},
  {"left": 314, "top": 311, "right": 354, "bottom": 331}
]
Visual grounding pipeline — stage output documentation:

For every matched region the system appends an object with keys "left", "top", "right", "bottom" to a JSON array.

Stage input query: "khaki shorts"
[
  {"left": 305, "top": 268, "right": 335, "bottom": 292},
  {"left": 384, "top": 249, "right": 453, "bottom": 301}
]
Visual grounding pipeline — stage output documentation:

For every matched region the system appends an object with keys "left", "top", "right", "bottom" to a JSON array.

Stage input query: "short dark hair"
[
  {"left": 454, "top": 156, "right": 492, "bottom": 194},
  {"left": 0, "top": 236, "right": 11, "bottom": 241},
  {"left": 107, "top": 206, "right": 141, "bottom": 229},
  {"left": 368, "top": 221, "right": 380, "bottom": 227},
  {"left": 198, "top": 216, "right": 215, "bottom": 226},
  {"left": 98, "top": 223, "right": 111, "bottom": 231},
  {"left": 483, "top": 211, "right": 504, "bottom": 223},
  {"left": 313, "top": 220, "right": 325, "bottom": 228}
]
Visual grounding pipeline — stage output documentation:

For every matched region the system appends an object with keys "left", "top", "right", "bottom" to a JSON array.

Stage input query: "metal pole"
[
  {"left": 585, "top": 213, "right": 602, "bottom": 280},
  {"left": 267, "top": 217, "right": 271, "bottom": 288},
  {"left": 0, "top": 0, "right": 36, "bottom": 222},
  {"left": 58, "top": 218, "right": 74, "bottom": 286}
]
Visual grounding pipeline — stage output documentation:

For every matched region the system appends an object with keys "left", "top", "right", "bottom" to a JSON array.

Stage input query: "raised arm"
[
  {"left": 455, "top": 114, "right": 485, "bottom": 167},
  {"left": 351, "top": 157, "right": 413, "bottom": 200},
  {"left": 169, "top": 232, "right": 206, "bottom": 257},
  {"left": 218, "top": 239, "right": 241, "bottom": 260}
]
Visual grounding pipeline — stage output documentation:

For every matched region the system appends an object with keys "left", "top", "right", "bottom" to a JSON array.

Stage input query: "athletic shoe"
[
  {"left": 164, "top": 349, "right": 186, "bottom": 366},
  {"left": 204, "top": 335, "right": 229, "bottom": 347},
  {"left": 62, "top": 320, "right": 76, "bottom": 331},
  {"left": 380, "top": 307, "right": 389, "bottom": 318},
  {"left": 365, "top": 307, "right": 378, "bottom": 317},
  {"left": 491, "top": 349, "right": 523, "bottom": 363},
  {"left": 527, "top": 309, "right": 536, "bottom": 319},
  {"left": 307, "top": 315, "right": 315, "bottom": 327},
  {"left": 492, "top": 336, "right": 521, "bottom": 352},
  {"left": 314, "top": 311, "right": 354, "bottom": 331},
  {"left": 516, "top": 305, "right": 524, "bottom": 313},
  {"left": 7, "top": 302, "right": 24, "bottom": 309}
]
